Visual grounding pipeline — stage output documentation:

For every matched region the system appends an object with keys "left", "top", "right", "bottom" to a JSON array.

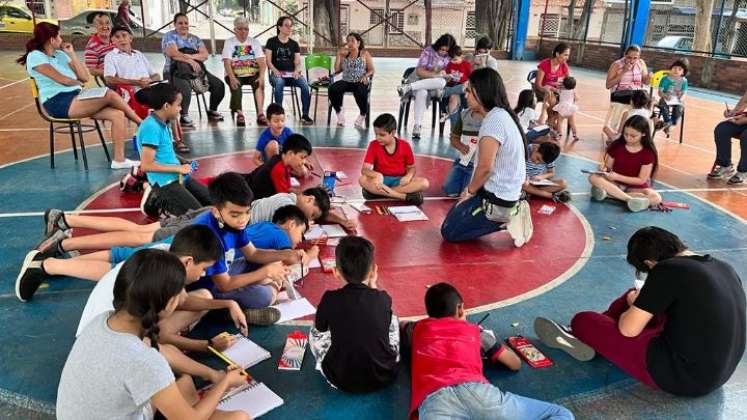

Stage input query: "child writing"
[
  {"left": 552, "top": 76, "right": 579, "bottom": 142},
  {"left": 604, "top": 90, "right": 652, "bottom": 143},
  {"left": 358, "top": 113, "right": 430, "bottom": 205},
  {"left": 310, "top": 236, "right": 400, "bottom": 393},
  {"left": 252, "top": 103, "right": 294, "bottom": 165},
  {"left": 443, "top": 106, "right": 483, "bottom": 197},
  {"left": 401, "top": 283, "right": 574, "bottom": 420},
  {"left": 655, "top": 58, "right": 688, "bottom": 137},
  {"left": 137, "top": 83, "right": 211, "bottom": 218},
  {"left": 244, "top": 134, "right": 313, "bottom": 200},
  {"left": 514, "top": 89, "right": 552, "bottom": 143},
  {"left": 589, "top": 115, "right": 662, "bottom": 212},
  {"left": 56, "top": 249, "right": 250, "bottom": 420},
  {"left": 440, "top": 46, "right": 472, "bottom": 125},
  {"left": 522, "top": 142, "right": 571, "bottom": 203}
]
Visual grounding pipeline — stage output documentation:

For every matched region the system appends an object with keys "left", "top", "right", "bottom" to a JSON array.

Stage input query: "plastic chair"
[
  {"left": 193, "top": 90, "right": 210, "bottom": 119},
  {"left": 649, "top": 69, "right": 685, "bottom": 143},
  {"left": 397, "top": 67, "right": 441, "bottom": 136},
  {"left": 305, "top": 53, "right": 333, "bottom": 122},
  {"left": 30, "top": 78, "right": 111, "bottom": 170}
]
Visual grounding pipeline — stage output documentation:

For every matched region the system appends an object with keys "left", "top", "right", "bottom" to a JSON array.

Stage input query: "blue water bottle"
[{"left": 323, "top": 170, "right": 337, "bottom": 196}]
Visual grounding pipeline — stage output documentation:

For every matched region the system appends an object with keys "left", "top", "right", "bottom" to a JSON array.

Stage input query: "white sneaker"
[
  {"left": 111, "top": 158, "right": 140, "bottom": 170},
  {"left": 590, "top": 186, "right": 608, "bottom": 201},
  {"left": 707, "top": 164, "right": 736, "bottom": 179},
  {"left": 354, "top": 115, "right": 366, "bottom": 129},
  {"left": 627, "top": 197, "right": 651, "bottom": 212},
  {"left": 505, "top": 200, "right": 533, "bottom": 247},
  {"left": 336, "top": 111, "right": 345, "bottom": 127}
]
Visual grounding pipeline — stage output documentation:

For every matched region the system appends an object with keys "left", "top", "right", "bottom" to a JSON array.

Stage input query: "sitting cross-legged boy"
[
  {"left": 403, "top": 283, "right": 574, "bottom": 420},
  {"left": 521, "top": 142, "right": 571, "bottom": 203},
  {"left": 244, "top": 134, "right": 313, "bottom": 199},
  {"left": 358, "top": 113, "right": 429, "bottom": 205},
  {"left": 309, "top": 236, "right": 400, "bottom": 393},
  {"left": 443, "top": 107, "right": 484, "bottom": 197},
  {"left": 253, "top": 103, "right": 294, "bottom": 166}
]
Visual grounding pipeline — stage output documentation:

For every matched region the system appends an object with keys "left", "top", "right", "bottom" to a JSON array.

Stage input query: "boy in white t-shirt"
[
  {"left": 222, "top": 16, "right": 267, "bottom": 126},
  {"left": 443, "top": 108, "right": 484, "bottom": 196}
]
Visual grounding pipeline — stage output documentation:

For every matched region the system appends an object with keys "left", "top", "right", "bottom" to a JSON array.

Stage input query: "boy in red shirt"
[
  {"left": 358, "top": 113, "right": 429, "bottom": 205},
  {"left": 441, "top": 46, "right": 472, "bottom": 125},
  {"left": 244, "top": 134, "right": 312, "bottom": 199},
  {"left": 403, "top": 283, "right": 574, "bottom": 420}
]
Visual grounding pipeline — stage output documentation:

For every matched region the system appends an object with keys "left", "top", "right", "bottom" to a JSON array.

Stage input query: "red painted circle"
[{"left": 82, "top": 148, "right": 589, "bottom": 318}]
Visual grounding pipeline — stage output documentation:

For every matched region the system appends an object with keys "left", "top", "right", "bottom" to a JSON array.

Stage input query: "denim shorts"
[
  {"left": 383, "top": 176, "right": 402, "bottom": 188},
  {"left": 43, "top": 90, "right": 80, "bottom": 119}
]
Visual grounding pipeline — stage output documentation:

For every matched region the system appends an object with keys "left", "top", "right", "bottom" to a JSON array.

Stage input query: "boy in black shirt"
[
  {"left": 309, "top": 236, "right": 400, "bottom": 393},
  {"left": 244, "top": 134, "right": 312, "bottom": 199}
]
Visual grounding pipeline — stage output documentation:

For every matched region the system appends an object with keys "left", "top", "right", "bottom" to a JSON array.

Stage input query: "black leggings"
[
  {"left": 328, "top": 80, "right": 368, "bottom": 115},
  {"left": 169, "top": 71, "right": 226, "bottom": 115},
  {"left": 153, "top": 178, "right": 211, "bottom": 217}
]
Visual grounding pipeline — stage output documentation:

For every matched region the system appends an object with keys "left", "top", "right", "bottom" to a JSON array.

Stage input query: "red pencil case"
[{"left": 506, "top": 336, "right": 554, "bottom": 368}]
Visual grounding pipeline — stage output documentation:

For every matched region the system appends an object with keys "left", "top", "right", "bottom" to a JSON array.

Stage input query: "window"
[
  {"left": 466, "top": 11, "right": 476, "bottom": 39},
  {"left": 370, "top": 8, "right": 404, "bottom": 33},
  {"left": 8, "top": 7, "right": 30, "bottom": 19},
  {"left": 539, "top": 14, "right": 560, "bottom": 36},
  {"left": 408, "top": 13, "right": 418, "bottom": 26}
]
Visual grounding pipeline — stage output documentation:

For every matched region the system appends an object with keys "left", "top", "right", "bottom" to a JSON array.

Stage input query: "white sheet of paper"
[
  {"left": 77, "top": 87, "right": 108, "bottom": 100},
  {"left": 290, "top": 177, "right": 300, "bottom": 187},
  {"left": 218, "top": 382, "right": 283, "bottom": 418},
  {"left": 307, "top": 257, "right": 321, "bottom": 268},
  {"left": 665, "top": 97, "right": 681, "bottom": 106},
  {"left": 321, "top": 224, "right": 347, "bottom": 238},
  {"left": 271, "top": 297, "right": 317, "bottom": 323},
  {"left": 529, "top": 179, "right": 558, "bottom": 187},
  {"left": 387, "top": 205, "right": 429, "bottom": 222},
  {"left": 304, "top": 225, "right": 325, "bottom": 241},
  {"left": 222, "top": 335, "right": 271, "bottom": 369}
]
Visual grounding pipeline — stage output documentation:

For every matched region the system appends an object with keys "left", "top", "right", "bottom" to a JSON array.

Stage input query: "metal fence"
[{"left": 536, "top": 0, "right": 747, "bottom": 59}]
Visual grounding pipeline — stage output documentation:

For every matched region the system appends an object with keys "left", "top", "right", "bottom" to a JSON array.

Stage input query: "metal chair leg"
[
  {"left": 49, "top": 122, "right": 55, "bottom": 168},
  {"left": 77, "top": 122, "right": 89, "bottom": 171},
  {"left": 94, "top": 120, "right": 111, "bottom": 162},
  {"left": 679, "top": 107, "right": 685, "bottom": 144},
  {"left": 313, "top": 89, "right": 319, "bottom": 122},
  {"left": 328, "top": 97, "right": 333, "bottom": 126},
  {"left": 68, "top": 123, "right": 78, "bottom": 160},
  {"left": 196, "top": 92, "right": 203, "bottom": 119}
]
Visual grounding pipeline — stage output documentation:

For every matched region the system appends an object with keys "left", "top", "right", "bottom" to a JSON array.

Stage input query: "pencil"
[
  {"left": 476, "top": 313, "right": 490, "bottom": 326},
  {"left": 208, "top": 345, "right": 249, "bottom": 377}
]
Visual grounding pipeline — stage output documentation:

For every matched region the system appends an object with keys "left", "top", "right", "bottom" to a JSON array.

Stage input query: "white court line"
[
  {"left": 0, "top": 77, "right": 29, "bottom": 91},
  {"left": 0, "top": 102, "right": 33, "bottom": 121},
  {"left": 0, "top": 207, "right": 140, "bottom": 218}
]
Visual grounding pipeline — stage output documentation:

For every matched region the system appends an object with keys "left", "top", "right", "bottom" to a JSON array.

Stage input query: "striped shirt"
[
  {"left": 477, "top": 107, "right": 526, "bottom": 201},
  {"left": 84, "top": 34, "right": 114, "bottom": 70},
  {"left": 526, "top": 144, "right": 555, "bottom": 178}
]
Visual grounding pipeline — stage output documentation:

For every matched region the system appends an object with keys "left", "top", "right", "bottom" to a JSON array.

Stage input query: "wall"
[{"left": 536, "top": 39, "right": 747, "bottom": 95}]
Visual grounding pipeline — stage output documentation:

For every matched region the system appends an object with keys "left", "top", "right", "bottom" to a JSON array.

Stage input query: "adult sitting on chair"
[
  {"left": 104, "top": 25, "right": 161, "bottom": 120},
  {"left": 265, "top": 16, "right": 313, "bottom": 125},
  {"left": 397, "top": 33, "right": 457, "bottom": 140},
  {"left": 606, "top": 44, "right": 650, "bottom": 104},
  {"left": 222, "top": 16, "right": 267, "bottom": 127},
  {"left": 329, "top": 32, "right": 374, "bottom": 129},
  {"left": 710, "top": 88, "right": 747, "bottom": 184},
  {"left": 534, "top": 42, "right": 570, "bottom": 128},
  {"left": 83, "top": 12, "right": 114, "bottom": 79},
  {"left": 19, "top": 22, "right": 142, "bottom": 169},
  {"left": 161, "top": 12, "right": 225, "bottom": 127}
]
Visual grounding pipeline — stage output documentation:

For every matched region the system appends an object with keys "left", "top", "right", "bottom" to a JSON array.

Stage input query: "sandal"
[
  {"left": 257, "top": 114, "right": 268, "bottom": 126},
  {"left": 173, "top": 141, "right": 191, "bottom": 154}
]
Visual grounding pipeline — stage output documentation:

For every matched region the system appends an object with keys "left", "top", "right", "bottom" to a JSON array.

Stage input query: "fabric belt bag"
[{"left": 479, "top": 189, "right": 518, "bottom": 223}]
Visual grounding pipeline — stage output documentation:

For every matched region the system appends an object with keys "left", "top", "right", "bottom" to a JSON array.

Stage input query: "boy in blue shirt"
[
  {"left": 253, "top": 103, "right": 294, "bottom": 165},
  {"left": 655, "top": 58, "right": 688, "bottom": 137},
  {"left": 137, "top": 83, "right": 211, "bottom": 218}
]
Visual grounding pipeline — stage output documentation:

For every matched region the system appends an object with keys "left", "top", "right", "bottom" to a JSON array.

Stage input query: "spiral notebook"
[
  {"left": 222, "top": 335, "right": 271, "bottom": 369},
  {"left": 217, "top": 380, "right": 283, "bottom": 418}
]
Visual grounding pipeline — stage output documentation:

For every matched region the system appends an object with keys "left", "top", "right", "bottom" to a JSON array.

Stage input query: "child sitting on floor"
[
  {"left": 552, "top": 76, "right": 580, "bottom": 142},
  {"left": 358, "top": 113, "right": 429, "bottom": 205},
  {"left": 253, "top": 103, "right": 294, "bottom": 165},
  {"left": 401, "top": 283, "right": 574, "bottom": 420},
  {"left": 244, "top": 134, "right": 313, "bottom": 200},
  {"left": 604, "top": 90, "right": 652, "bottom": 143},
  {"left": 310, "top": 236, "right": 400, "bottom": 393},
  {"left": 56, "top": 249, "right": 249, "bottom": 420},
  {"left": 522, "top": 142, "right": 570, "bottom": 203},
  {"left": 655, "top": 58, "right": 688, "bottom": 137},
  {"left": 443, "top": 107, "right": 483, "bottom": 197},
  {"left": 514, "top": 89, "right": 552, "bottom": 143},
  {"left": 590, "top": 115, "right": 662, "bottom": 212},
  {"left": 136, "top": 83, "right": 211, "bottom": 218}
]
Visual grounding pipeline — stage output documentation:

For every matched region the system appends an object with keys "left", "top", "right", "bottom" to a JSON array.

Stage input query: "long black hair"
[
  {"left": 514, "top": 89, "right": 536, "bottom": 114},
  {"left": 276, "top": 15, "right": 292, "bottom": 35},
  {"left": 607, "top": 115, "right": 658, "bottom": 181},
  {"left": 347, "top": 32, "right": 364, "bottom": 51},
  {"left": 468, "top": 67, "right": 528, "bottom": 154},
  {"left": 112, "top": 249, "right": 186, "bottom": 350},
  {"left": 431, "top": 33, "right": 458, "bottom": 57}
]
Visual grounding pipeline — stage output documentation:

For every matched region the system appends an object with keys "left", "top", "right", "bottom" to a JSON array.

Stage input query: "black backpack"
[{"left": 170, "top": 47, "right": 210, "bottom": 93}]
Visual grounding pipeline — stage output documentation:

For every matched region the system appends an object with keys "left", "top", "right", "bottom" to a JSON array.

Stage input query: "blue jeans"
[
  {"left": 440, "top": 194, "right": 504, "bottom": 242},
  {"left": 269, "top": 74, "right": 311, "bottom": 116},
  {"left": 419, "top": 382, "right": 574, "bottom": 420},
  {"left": 443, "top": 160, "right": 474, "bottom": 196},
  {"left": 527, "top": 127, "right": 551, "bottom": 143},
  {"left": 657, "top": 99, "right": 682, "bottom": 125},
  {"left": 213, "top": 283, "right": 274, "bottom": 309},
  {"left": 440, "top": 84, "right": 466, "bottom": 126}
]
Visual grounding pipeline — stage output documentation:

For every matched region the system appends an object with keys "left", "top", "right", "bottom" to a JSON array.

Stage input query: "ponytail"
[
  {"left": 17, "top": 22, "right": 60, "bottom": 65},
  {"left": 141, "top": 308, "right": 162, "bottom": 351}
]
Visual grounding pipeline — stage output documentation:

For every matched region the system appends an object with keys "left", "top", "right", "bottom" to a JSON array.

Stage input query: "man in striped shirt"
[{"left": 84, "top": 13, "right": 115, "bottom": 78}]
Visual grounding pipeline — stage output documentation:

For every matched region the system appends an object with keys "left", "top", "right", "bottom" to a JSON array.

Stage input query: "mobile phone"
[{"left": 506, "top": 336, "right": 554, "bottom": 368}]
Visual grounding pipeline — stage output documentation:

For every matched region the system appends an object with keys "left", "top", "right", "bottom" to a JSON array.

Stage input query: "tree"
[
  {"left": 572, "top": 0, "right": 594, "bottom": 39},
  {"left": 475, "top": 0, "right": 512, "bottom": 50},
  {"left": 723, "top": 0, "right": 744, "bottom": 53},
  {"left": 693, "top": 0, "right": 715, "bottom": 52},
  {"left": 424, "top": 0, "right": 432, "bottom": 46},
  {"left": 312, "top": 0, "right": 339, "bottom": 47},
  {"left": 566, "top": 0, "right": 577, "bottom": 39}
]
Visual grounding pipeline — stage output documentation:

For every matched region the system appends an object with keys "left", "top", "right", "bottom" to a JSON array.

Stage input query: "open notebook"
[
  {"left": 387, "top": 205, "right": 429, "bottom": 222},
  {"left": 222, "top": 335, "right": 271, "bottom": 369},
  {"left": 216, "top": 380, "right": 283, "bottom": 418}
]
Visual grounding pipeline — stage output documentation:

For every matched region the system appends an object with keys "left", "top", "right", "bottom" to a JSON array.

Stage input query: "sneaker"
[
  {"left": 707, "top": 164, "right": 736, "bottom": 179},
  {"left": 335, "top": 111, "right": 345, "bottom": 127},
  {"left": 439, "top": 110, "right": 457, "bottom": 124},
  {"left": 354, "top": 115, "right": 366, "bottom": 129},
  {"left": 301, "top": 115, "right": 314, "bottom": 125},
  {"left": 244, "top": 307, "right": 281, "bottom": 326},
  {"left": 396, "top": 84, "right": 411, "bottom": 101},
  {"left": 412, "top": 124, "right": 421, "bottom": 141},
  {"left": 654, "top": 120, "right": 666, "bottom": 131},
  {"left": 15, "top": 250, "right": 47, "bottom": 302},
  {"left": 256, "top": 114, "right": 268, "bottom": 126},
  {"left": 552, "top": 190, "right": 571, "bottom": 203},
  {"left": 179, "top": 115, "right": 195, "bottom": 128},
  {"left": 405, "top": 192, "right": 424, "bottom": 205},
  {"left": 728, "top": 171, "right": 746, "bottom": 184},
  {"left": 35, "top": 229, "right": 69, "bottom": 259},
  {"left": 663, "top": 124, "right": 671, "bottom": 137},
  {"left": 590, "top": 186, "right": 608, "bottom": 201},
  {"left": 140, "top": 184, "right": 161, "bottom": 218},
  {"left": 44, "top": 208, "right": 68, "bottom": 237},
  {"left": 627, "top": 196, "right": 651, "bottom": 212},
  {"left": 207, "top": 110, "right": 224, "bottom": 121},
  {"left": 235, "top": 111, "right": 246, "bottom": 127},
  {"left": 111, "top": 158, "right": 140, "bottom": 170},
  {"left": 533, "top": 317, "right": 596, "bottom": 362},
  {"left": 505, "top": 200, "right": 533, "bottom": 247},
  {"left": 362, "top": 189, "right": 383, "bottom": 200}
]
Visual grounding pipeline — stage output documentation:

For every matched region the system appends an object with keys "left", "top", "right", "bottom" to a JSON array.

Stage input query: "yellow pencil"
[{"left": 207, "top": 345, "right": 250, "bottom": 377}]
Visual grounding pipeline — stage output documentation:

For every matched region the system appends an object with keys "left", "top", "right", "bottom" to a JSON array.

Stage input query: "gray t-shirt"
[
  {"left": 250, "top": 192, "right": 297, "bottom": 223},
  {"left": 57, "top": 312, "right": 175, "bottom": 420}
]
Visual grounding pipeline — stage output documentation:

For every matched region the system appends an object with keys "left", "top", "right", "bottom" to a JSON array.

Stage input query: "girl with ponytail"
[
  {"left": 58, "top": 249, "right": 249, "bottom": 420},
  {"left": 19, "top": 22, "right": 143, "bottom": 170}
]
